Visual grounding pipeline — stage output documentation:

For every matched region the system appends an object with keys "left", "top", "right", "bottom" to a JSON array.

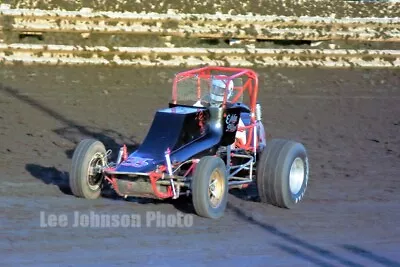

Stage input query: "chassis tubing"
[{"left": 105, "top": 166, "right": 174, "bottom": 199}]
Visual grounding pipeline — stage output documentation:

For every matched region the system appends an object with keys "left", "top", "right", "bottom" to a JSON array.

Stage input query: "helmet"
[{"left": 210, "top": 76, "right": 234, "bottom": 104}]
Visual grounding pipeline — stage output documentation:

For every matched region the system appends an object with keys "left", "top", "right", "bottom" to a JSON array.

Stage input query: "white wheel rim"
[
  {"left": 289, "top": 157, "right": 305, "bottom": 195},
  {"left": 87, "top": 152, "right": 105, "bottom": 190}
]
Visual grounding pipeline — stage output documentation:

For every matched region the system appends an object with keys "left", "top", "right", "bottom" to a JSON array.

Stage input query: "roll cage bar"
[{"left": 172, "top": 66, "right": 259, "bottom": 117}]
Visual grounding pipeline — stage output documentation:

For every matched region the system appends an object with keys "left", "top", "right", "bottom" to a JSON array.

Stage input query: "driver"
[
  {"left": 210, "top": 77, "right": 234, "bottom": 105},
  {"left": 193, "top": 76, "right": 233, "bottom": 107},
  {"left": 194, "top": 76, "right": 246, "bottom": 148}
]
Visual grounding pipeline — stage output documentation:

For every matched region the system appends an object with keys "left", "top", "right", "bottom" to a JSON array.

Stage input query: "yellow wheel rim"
[{"left": 209, "top": 169, "right": 225, "bottom": 208}]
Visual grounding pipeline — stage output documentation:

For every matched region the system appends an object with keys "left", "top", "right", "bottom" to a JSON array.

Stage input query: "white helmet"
[{"left": 210, "top": 76, "right": 234, "bottom": 104}]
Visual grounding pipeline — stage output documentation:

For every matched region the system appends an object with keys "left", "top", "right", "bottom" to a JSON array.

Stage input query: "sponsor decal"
[
  {"left": 121, "top": 156, "right": 153, "bottom": 167},
  {"left": 195, "top": 110, "right": 206, "bottom": 135},
  {"left": 226, "top": 114, "right": 239, "bottom": 132}
]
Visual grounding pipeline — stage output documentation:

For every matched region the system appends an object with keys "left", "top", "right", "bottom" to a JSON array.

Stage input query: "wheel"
[
  {"left": 70, "top": 139, "right": 107, "bottom": 199},
  {"left": 256, "top": 139, "right": 309, "bottom": 208},
  {"left": 191, "top": 156, "right": 228, "bottom": 219}
]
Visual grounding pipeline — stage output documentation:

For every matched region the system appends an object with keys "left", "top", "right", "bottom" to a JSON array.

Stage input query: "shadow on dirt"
[
  {"left": 24, "top": 161, "right": 197, "bottom": 213},
  {"left": 226, "top": 202, "right": 398, "bottom": 267},
  {"left": 24, "top": 163, "right": 144, "bottom": 203},
  {"left": 24, "top": 163, "right": 120, "bottom": 199},
  {"left": 25, "top": 164, "right": 72, "bottom": 195},
  {"left": 166, "top": 195, "right": 197, "bottom": 215},
  {"left": 1, "top": 83, "right": 139, "bottom": 195},
  {"left": 229, "top": 184, "right": 260, "bottom": 202},
  {"left": 168, "top": 186, "right": 262, "bottom": 215}
]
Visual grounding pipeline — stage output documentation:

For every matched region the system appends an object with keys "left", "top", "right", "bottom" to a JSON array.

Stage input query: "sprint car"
[{"left": 69, "top": 66, "right": 309, "bottom": 219}]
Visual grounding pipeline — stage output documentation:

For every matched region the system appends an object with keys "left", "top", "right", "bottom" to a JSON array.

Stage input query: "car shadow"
[
  {"left": 24, "top": 163, "right": 123, "bottom": 200},
  {"left": 25, "top": 164, "right": 72, "bottom": 195},
  {"left": 228, "top": 183, "right": 261, "bottom": 202},
  {"left": 24, "top": 161, "right": 199, "bottom": 212},
  {"left": 165, "top": 184, "right": 261, "bottom": 216},
  {"left": 166, "top": 195, "right": 196, "bottom": 215}
]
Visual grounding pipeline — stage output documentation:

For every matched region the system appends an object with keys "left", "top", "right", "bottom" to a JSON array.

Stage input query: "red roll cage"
[
  {"left": 172, "top": 66, "right": 259, "bottom": 115},
  {"left": 172, "top": 66, "right": 261, "bottom": 152}
]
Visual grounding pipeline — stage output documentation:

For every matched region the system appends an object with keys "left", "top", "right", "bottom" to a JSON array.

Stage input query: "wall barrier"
[
  {"left": 1, "top": 5, "right": 399, "bottom": 67},
  {"left": 1, "top": 6, "right": 399, "bottom": 41}
]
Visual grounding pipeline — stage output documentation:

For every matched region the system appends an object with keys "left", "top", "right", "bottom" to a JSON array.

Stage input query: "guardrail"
[{"left": 0, "top": 5, "right": 399, "bottom": 68}]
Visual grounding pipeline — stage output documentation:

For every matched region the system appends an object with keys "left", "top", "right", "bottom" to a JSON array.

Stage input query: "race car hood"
[{"left": 114, "top": 105, "right": 220, "bottom": 173}]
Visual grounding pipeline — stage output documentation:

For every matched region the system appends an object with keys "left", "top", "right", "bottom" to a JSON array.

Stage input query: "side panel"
[{"left": 220, "top": 107, "right": 241, "bottom": 146}]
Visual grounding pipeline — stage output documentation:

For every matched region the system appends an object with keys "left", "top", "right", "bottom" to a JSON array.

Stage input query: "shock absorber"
[
  {"left": 165, "top": 148, "right": 177, "bottom": 199},
  {"left": 256, "top": 103, "right": 262, "bottom": 121},
  {"left": 254, "top": 103, "right": 264, "bottom": 158}
]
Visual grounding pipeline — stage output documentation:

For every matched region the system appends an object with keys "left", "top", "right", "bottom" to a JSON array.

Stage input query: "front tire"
[
  {"left": 70, "top": 139, "right": 107, "bottom": 199},
  {"left": 256, "top": 139, "right": 309, "bottom": 208},
  {"left": 192, "top": 156, "right": 228, "bottom": 219}
]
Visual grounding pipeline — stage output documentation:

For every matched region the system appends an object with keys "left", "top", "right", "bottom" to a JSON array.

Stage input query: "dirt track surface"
[{"left": 1, "top": 65, "right": 399, "bottom": 266}]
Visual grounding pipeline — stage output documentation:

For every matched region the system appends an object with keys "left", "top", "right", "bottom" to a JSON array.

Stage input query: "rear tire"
[
  {"left": 192, "top": 156, "right": 228, "bottom": 219},
  {"left": 70, "top": 139, "right": 107, "bottom": 199},
  {"left": 256, "top": 139, "right": 309, "bottom": 208}
]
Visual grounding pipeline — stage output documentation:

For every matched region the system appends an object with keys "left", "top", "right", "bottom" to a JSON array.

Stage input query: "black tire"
[
  {"left": 256, "top": 139, "right": 309, "bottom": 209},
  {"left": 70, "top": 139, "right": 107, "bottom": 199},
  {"left": 192, "top": 156, "right": 228, "bottom": 219}
]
